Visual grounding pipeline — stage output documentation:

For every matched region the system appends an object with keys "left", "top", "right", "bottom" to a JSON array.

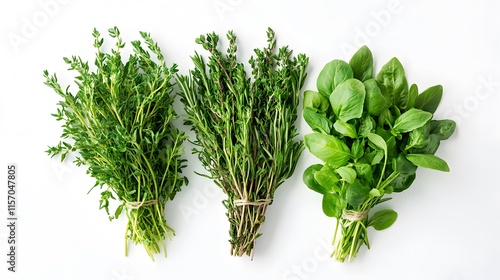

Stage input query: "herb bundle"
[
  {"left": 177, "top": 28, "right": 308, "bottom": 258},
  {"left": 43, "top": 27, "right": 187, "bottom": 260},
  {"left": 302, "top": 46, "right": 456, "bottom": 262}
]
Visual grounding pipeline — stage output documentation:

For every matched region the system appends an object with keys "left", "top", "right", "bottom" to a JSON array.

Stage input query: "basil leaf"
[
  {"left": 358, "top": 115, "right": 375, "bottom": 137},
  {"left": 333, "top": 119, "right": 358, "bottom": 139},
  {"left": 391, "top": 108, "right": 432, "bottom": 134},
  {"left": 349, "top": 45, "right": 373, "bottom": 82},
  {"left": 406, "top": 123, "right": 430, "bottom": 150},
  {"left": 376, "top": 57, "right": 408, "bottom": 109},
  {"left": 392, "top": 153, "right": 417, "bottom": 175},
  {"left": 411, "top": 134, "right": 440, "bottom": 155},
  {"left": 346, "top": 181, "right": 370, "bottom": 207},
  {"left": 367, "top": 132, "right": 387, "bottom": 155},
  {"left": 364, "top": 79, "right": 389, "bottom": 116},
  {"left": 406, "top": 153, "right": 450, "bottom": 172},
  {"left": 303, "top": 164, "right": 327, "bottom": 194},
  {"left": 390, "top": 173, "right": 416, "bottom": 192},
  {"left": 330, "top": 79, "right": 366, "bottom": 122},
  {"left": 414, "top": 85, "right": 443, "bottom": 113},
  {"left": 430, "top": 119, "right": 456, "bottom": 140},
  {"left": 303, "top": 107, "right": 333, "bottom": 134},
  {"left": 407, "top": 83, "right": 418, "bottom": 109},
  {"left": 304, "top": 133, "right": 351, "bottom": 167},
  {"left": 317, "top": 60, "right": 353, "bottom": 98},
  {"left": 351, "top": 139, "right": 365, "bottom": 160},
  {"left": 336, "top": 166, "right": 357, "bottom": 184},
  {"left": 303, "top": 90, "right": 330, "bottom": 112},
  {"left": 378, "top": 108, "right": 394, "bottom": 128},
  {"left": 313, "top": 165, "right": 340, "bottom": 194},
  {"left": 355, "top": 163, "right": 373, "bottom": 182},
  {"left": 368, "top": 150, "right": 384, "bottom": 165},
  {"left": 322, "top": 193, "right": 345, "bottom": 218},
  {"left": 368, "top": 209, "right": 398, "bottom": 230}
]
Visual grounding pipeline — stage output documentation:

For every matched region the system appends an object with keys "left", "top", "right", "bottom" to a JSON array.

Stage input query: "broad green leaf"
[
  {"left": 303, "top": 108, "right": 333, "bottom": 134},
  {"left": 367, "top": 132, "right": 387, "bottom": 155},
  {"left": 378, "top": 108, "right": 394, "bottom": 128},
  {"left": 317, "top": 60, "right": 353, "bottom": 98},
  {"left": 358, "top": 115, "right": 375, "bottom": 137},
  {"left": 330, "top": 79, "right": 366, "bottom": 122},
  {"left": 333, "top": 119, "right": 357, "bottom": 138},
  {"left": 391, "top": 108, "right": 432, "bottom": 134},
  {"left": 355, "top": 163, "right": 373, "bottom": 182},
  {"left": 303, "top": 90, "right": 330, "bottom": 112},
  {"left": 407, "top": 83, "right": 418, "bottom": 109},
  {"left": 368, "top": 209, "right": 398, "bottom": 230},
  {"left": 430, "top": 119, "right": 456, "bottom": 140},
  {"left": 336, "top": 166, "right": 357, "bottom": 184},
  {"left": 364, "top": 79, "right": 388, "bottom": 116},
  {"left": 406, "top": 123, "right": 430, "bottom": 150},
  {"left": 346, "top": 181, "right": 370, "bottom": 207},
  {"left": 406, "top": 153, "right": 450, "bottom": 172},
  {"left": 390, "top": 173, "right": 416, "bottom": 192},
  {"left": 313, "top": 165, "right": 340, "bottom": 193},
  {"left": 376, "top": 57, "right": 408, "bottom": 109},
  {"left": 322, "top": 193, "right": 345, "bottom": 217},
  {"left": 411, "top": 134, "right": 440, "bottom": 155},
  {"left": 349, "top": 45, "right": 373, "bottom": 82},
  {"left": 368, "top": 150, "right": 384, "bottom": 165},
  {"left": 304, "top": 133, "right": 351, "bottom": 167},
  {"left": 392, "top": 153, "right": 417, "bottom": 174},
  {"left": 415, "top": 85, "right": 443, "bottom": 113},
  {"left": 303, "top": 164, "right": 327, "bottom": 194},
  {"left": 351, "top": 139, "right": 365, "bottom": 160}
]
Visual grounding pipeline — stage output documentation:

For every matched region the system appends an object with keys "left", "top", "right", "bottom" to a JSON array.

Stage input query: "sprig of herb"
[
  {"left": 43, "top": 27, "right": 188, "bottom": 260},
  {"left": 303, "top": 46, "right": 456, "bottom": 262},
  {"left": 177, "top": 28, "right": 308, "bottom": 258}
]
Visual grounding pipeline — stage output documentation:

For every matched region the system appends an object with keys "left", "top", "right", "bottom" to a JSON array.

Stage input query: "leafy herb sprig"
[
  {"left": 303, "top": 46, "right": 456, "bottom": 262},
  {"left": 43, "top": 27, "right": 188, "bottom": 260},
  {"left": 177, "top": 28, "right": 308, "bottom": 258}
]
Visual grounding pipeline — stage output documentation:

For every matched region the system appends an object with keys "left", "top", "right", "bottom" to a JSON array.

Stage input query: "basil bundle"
[{"left": 302, "top": 46, "right": 456, "bottom": 262}]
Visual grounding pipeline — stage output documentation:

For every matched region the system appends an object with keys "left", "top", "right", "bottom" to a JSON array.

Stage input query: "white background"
[{"left": 1, "top": 0, "right": 500, "bottom": 279}]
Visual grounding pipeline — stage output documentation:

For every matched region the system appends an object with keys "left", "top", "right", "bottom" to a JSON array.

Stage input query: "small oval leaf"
[{"left": 368, "top": 209, "right": 398, "bottom": 230}]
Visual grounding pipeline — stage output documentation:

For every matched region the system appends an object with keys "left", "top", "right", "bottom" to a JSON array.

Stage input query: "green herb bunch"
[
  {"left": 43, "top": 27, "right": 188, "bottom": 260},
  {"left": 177, "top": 28, "right": 308, "bottom": 258},
  {"left": 302, "top": 46, "right": 456, "bottom": 262}
]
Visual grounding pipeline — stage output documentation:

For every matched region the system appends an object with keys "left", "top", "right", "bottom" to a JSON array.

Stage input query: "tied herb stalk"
[
  {"left": 302, "top": 46, "right": 456, "bottom": 262},
  {"left": 43, "top": 27, "right": 188, "bottom": 260},
  {"left": 177, "top": 28, "right": 308, "bottom": 258}
]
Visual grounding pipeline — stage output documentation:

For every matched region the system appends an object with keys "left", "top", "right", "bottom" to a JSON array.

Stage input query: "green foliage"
[
  {"left": 44, "top": 27, "right": 187, "bottom": 260},
  {"left": 177, "top": 28, "right": 308, "bottom": 258},
  {"left": 302, "top": 45, "right": 456, "bottom": 262}
]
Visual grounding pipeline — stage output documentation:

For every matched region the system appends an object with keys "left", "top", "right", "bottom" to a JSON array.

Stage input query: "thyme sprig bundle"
[
  {"left": 177, "top": 28, "right": 308, "bottom": 258},
  {"left": 43, "top": 27, "right": 187, "bottom": 260}
]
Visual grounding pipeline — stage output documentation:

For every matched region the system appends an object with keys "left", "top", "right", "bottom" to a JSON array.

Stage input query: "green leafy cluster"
[
  {"left": 43, "top": 27, "right": 188, "bottom": 260},
  {"left": 177, "top": 28, "right": 308, "bottom": 257},
  {"left": 302, "top": 46, "right": 456, "bottom": 262}
]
